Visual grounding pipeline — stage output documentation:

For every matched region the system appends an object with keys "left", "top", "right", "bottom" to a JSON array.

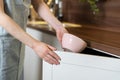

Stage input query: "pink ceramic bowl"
[{"left": 62, "top": 33, "right": 87, "bottom": 53}]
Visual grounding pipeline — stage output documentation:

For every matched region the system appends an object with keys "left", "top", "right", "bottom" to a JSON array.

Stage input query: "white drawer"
[{"left": 43, "top": 51, "right": 120, "bottom": 80}]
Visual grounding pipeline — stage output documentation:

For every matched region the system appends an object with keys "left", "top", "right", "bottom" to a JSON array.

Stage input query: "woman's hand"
[
  {"left": 56, "top": 27, "right": 68, "bottom": 44},
  {"left": 32, "top": 41, "right": 61, "bottom": 65}
]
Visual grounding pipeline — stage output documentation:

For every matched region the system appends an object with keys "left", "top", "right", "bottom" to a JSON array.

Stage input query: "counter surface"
[{"left": 27, "top": 21, "right": 120, "bottom": 57}]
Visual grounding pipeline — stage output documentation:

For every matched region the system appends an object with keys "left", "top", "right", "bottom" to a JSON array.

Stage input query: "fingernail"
[
  {"left": 58, "top": 61, "right": 60, "bottom": 65},
  {"left": 59, "top": 58, "right": 61, "bottom": 61}
]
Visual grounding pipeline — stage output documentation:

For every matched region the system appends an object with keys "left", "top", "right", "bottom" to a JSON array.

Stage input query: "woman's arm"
[
  {"left": 0, "top": 0, "right": 60, "bottom": 65},
  {"left": 31, "top": 0, "right": 68, "bottom": 43}
]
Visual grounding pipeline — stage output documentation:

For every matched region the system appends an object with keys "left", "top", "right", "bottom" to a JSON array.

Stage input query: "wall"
[{"left": 62, "top": 0, "right": 120, "bottom": 32}]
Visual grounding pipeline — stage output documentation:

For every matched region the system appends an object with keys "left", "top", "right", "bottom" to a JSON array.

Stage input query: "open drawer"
[{"left": 43, "top": 49, "right": 120, "bottom": 80}]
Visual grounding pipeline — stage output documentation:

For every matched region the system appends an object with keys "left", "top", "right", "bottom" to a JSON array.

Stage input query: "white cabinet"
[{"left": 43, "top": 51, "right": 120, "bottom": 80}]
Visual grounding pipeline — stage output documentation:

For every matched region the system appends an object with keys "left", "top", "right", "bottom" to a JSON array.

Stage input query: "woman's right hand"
[{"left": 32, "top": 41, "right": 61, "bottom": 65}]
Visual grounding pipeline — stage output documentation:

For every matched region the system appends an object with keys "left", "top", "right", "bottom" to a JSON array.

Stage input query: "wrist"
[
  {"left": 53, "top": 24, "right": 63, "bottom": 30},
  {"left": 30, "top": 39, "right": 41, "bottom": 49}
]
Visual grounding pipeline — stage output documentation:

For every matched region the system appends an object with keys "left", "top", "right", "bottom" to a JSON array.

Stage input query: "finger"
[
  {"left": 49, "top": 51, "right": 61, "bottom": 61},
  {"left": 44, "top": 57, "right": 53, "bottom": 65},
  {"left": 47, "top": 45, "right": 57, "bottom": 51},
  {"left": 46, "top": 55, "right": 60, "bottom": 65}
]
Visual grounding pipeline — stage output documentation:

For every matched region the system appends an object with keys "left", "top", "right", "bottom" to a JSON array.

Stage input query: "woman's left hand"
[{"left": 55, "top": 27, "right": 68, "bottom": 44}]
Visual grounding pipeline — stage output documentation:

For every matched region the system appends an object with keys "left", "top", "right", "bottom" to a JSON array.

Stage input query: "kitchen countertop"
[{"left": 27, "top": 21, "right": 120, "bottom": 57}]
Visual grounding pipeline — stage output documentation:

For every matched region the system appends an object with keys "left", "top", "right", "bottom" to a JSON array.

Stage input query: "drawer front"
[{"left": 43, "top": 51, "right": 120, "bottom": 80}]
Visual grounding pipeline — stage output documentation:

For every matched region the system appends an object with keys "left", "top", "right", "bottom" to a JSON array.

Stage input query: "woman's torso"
[{"left": 0, "top": 0, "right": 31, "bottom": 36}]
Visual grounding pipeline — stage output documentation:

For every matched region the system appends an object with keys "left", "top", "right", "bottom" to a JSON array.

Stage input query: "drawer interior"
[{"left": 81, "top": 47, "right": 120, "bottom": 58}]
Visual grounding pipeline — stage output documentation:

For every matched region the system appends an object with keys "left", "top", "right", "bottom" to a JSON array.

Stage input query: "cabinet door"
[{"left": 43, "top": 51, "right": 120, "bottom": 80}]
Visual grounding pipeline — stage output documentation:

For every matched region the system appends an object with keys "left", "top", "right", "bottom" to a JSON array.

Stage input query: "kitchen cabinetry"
[
  {"left": 43, "top": 51, "right": 120, "bottom": 80},
  {"left": 27, "top": 20, "right": 120, "bottom": 80},
  {"left": 26, "top": 21, "right": 120, "bottom": 80}
]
